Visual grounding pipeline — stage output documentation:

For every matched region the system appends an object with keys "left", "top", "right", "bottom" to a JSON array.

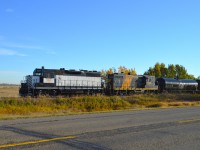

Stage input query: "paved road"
[{"left": 0, "top": 107, "right": 200, "bottom": 149}]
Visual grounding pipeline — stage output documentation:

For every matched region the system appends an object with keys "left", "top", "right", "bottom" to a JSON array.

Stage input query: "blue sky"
[{"left": 0, "top": 0, "right": 200, "bottom": 84}]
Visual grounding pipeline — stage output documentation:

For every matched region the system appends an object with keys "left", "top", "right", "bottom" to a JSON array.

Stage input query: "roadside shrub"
[{"left": 146, "top": 103, "right": 163, "bottom": 108}]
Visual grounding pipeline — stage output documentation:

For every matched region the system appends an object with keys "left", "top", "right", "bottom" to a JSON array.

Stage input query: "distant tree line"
[
  {"left": 144, "top": 63, "right": 195, "bottom": 79},
  {"left": 101, "top": 63, "right": 200, "bottom": 80}
]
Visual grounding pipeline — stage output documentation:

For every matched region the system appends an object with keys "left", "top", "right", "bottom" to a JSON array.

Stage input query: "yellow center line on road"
[
  {"left": 178, "top": 118, "right": 200, "bottom": 123},
  {"left": 0, "top": 136, "right": 77, "bottom": 149}
]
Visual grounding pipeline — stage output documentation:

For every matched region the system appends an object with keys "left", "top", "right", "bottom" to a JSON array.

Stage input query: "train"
[{"left": 19, "top": 67, "right": 200, "bottom": 96}]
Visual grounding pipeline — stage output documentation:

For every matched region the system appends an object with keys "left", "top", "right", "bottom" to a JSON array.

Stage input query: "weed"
[{"left": 0, "top": 94, "right": 200, "bottom": 117}]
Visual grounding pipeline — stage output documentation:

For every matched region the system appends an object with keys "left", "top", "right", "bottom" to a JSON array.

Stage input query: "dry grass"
[
  {"left": 123, "top": 94, "right": 200, "bottom": 108},
  {"left": 0, "top": 86, "right": 19, "bottom": 97},
  {"left": 0, "top": 96, "right": 130, "bottom": 116},
  {"left": 0, "top": 92, "right": 200, "bottom": 120}
]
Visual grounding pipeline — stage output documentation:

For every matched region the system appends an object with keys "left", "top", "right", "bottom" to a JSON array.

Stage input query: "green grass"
[{"left": 1, "top": 94, "right": 200, "bottom": 119}]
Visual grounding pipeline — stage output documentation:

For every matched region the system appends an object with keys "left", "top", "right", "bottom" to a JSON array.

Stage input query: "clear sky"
[{"left": 0, "top": 0, "right": 200, "bottom": 84}]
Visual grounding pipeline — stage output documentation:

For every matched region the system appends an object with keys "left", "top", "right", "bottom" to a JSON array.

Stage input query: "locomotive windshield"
[{"left": 33, "top": 69, "right": 42, "bottom": 76}]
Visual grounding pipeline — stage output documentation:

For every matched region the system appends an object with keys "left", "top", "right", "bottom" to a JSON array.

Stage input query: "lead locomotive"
[{"left": 19, "top": 67, "right": 102, "bottom": 96}]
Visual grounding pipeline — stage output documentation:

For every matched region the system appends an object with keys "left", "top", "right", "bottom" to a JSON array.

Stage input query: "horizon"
[{"left": 1, "top": 0, "right": 200, "bottom": 84}]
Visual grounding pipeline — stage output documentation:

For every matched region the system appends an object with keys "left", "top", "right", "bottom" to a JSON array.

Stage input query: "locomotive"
[
  {"left": 19, "top": 67, "right": 102, "bottom": 96},
  {"left": 19, "top": 67, "right": 200, "bottom": 96},
  {"left": 106, "top": 73, "right": 158, "bottom": 95}
]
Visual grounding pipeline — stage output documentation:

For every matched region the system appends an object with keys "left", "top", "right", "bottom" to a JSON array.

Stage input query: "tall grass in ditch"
[
  {"left": 0, "top": 96, "right": 130, "bottom": 115},
  {"left": 123, "top": 94, "right": 200, "bottom": 108},
  {"left": 0, "top": 94, "right": 200, "bottom": 115}
]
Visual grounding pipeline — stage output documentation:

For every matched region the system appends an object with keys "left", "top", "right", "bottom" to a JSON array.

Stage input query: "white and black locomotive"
[{"left": 19, "top": 67, "right": 103, "bottom": 96}]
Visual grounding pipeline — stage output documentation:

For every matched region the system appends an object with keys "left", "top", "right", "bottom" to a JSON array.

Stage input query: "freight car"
[
  {"left": 106, "top": 73, "right": 158, "bottom": 95},
  {"left": 156, "top": 78, "right": 198, "bottom": 93},
  {"left": 19, "top": 67, "right": 103, "bottom": 96}
]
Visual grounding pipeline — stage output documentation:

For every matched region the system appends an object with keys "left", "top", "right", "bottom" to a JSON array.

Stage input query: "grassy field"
[
  {"left": 1, "top": 86, "right": 200, "bottom": 120},
  {"left": 0, "top": 86, "right": 19, "bottom": 97}
]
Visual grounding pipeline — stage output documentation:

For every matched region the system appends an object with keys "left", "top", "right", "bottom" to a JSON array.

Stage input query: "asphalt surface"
[{"left": 0, "top": 107, "right": 200, "bottom": 150}]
